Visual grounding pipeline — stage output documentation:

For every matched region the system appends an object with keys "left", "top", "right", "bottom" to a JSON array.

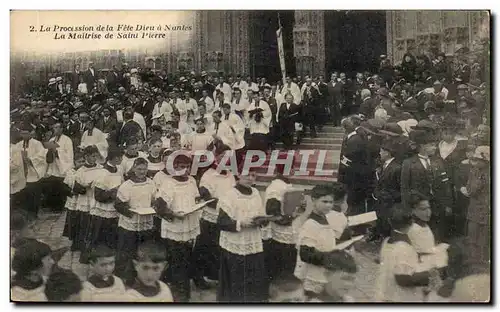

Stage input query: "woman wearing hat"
[
  {"left": 436, "top": 117, "right": 468, "bottom": 237},
  {"left": 460, "top": 146, "right": 490, "bottom": 267}
]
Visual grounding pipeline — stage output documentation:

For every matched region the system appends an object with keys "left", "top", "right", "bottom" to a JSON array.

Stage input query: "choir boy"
[
  {"left": 120, "top": 137, "right": 147, "bottom": 180},
  {"left": 194, "top": 156, "right": 237, "bottom": 282},
  {"left": 266, "top": 165, "right": 298, "bottom": 281},
  {"left": 62, "top": 152, "right": 85, "bottom": 251},
  {"left": 114, "top": 157, "right": 156, "bottom": 281},
  {"left": 146, "top": 138, "right": 165, "bottom": 178},
  {"left": 155, "top": 154, "right": 204, "bottom": 302},
  {"left": 217, "top": 167, "right": 269, "bottom": 302},
  {"left": 81, "top": 245, "right": 126, "bottom": 302},
  {"left": 80, "top": 146, "right": 124, "bottom": 263},
  {"left": 294, "top": 184, "right": 350, "bottom": 297},
  {"left": 44, "top": 269, "right": 83, "bottom": 302},
  {"left": 72, "top": 145, "right": 102, "bottom": 253},
  {"left": 11, "top": 240, "right": 55, "bottom": 301},
  {"left": 16, "top": 123, "right": 47, "bottom": 221},
  {"left": 375, "top": 205, "right": 441, "bottom": 302},
  {"left": 124, "top": 241, "right": 173, "bottom": 302}
]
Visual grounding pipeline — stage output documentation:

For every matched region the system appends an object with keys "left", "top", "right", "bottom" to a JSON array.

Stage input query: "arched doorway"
[
  {"left": 248, "top": 11, "right": 295, "bottom": 82},
  {"left": 324, "top": 10, "right": 387, "bottom": 77}
]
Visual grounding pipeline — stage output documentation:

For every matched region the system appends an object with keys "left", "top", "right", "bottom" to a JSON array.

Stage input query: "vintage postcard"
[{"left": 9, "top": 10, "right": 490, "bottom": 303}]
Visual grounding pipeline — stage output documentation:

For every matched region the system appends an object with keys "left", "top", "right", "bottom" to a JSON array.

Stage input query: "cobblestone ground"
[{"left": 22, "top": 206, "right": 381, "bottom": 303}]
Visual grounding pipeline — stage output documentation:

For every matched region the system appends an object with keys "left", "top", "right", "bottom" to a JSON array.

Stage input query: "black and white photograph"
[{"left": 9, "top": 9, "right": 491, "bottom": 303}]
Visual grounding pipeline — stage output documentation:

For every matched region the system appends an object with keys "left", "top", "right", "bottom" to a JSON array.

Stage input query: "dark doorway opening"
[
  {"left": 324, "top": 11, "right": 387, "bottom": 77},
  {"left": 249, "top": 11, "right": 295, "bottom": 83}
]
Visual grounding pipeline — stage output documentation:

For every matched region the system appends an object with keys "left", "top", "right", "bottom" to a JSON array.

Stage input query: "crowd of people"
[{"left": 9, "top": 46, "right": 490, "bottom": 302}]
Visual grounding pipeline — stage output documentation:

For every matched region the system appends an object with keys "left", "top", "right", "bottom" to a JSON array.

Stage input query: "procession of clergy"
[{"left": 10, "top": 52, "right": 490, "bottom": 302}]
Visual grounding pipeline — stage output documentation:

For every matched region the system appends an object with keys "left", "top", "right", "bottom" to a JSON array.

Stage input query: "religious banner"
[{"left": 276, "top": 26, "right": 286, "bottom": 84}]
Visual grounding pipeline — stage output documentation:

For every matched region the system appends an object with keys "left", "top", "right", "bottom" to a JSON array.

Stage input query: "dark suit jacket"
[
  {"left": 338, "top": 133, "right": 370, "bottom": 186},
  {"left": 116, "top": 120, "right": 144, "bottom": 147},
  {"left": 84, "top": 69, "right": 97, "bottom": 90},
  {"left": 359, "top": 97, "right": 377, "bottom": 118},
  {"left": 71, "top": 71, "right": 81, "bottom": 91},
  {"left": 134, "top": 99, "right": 155, "bottom": 126},
  {"left": 301, "top": 86, "right": 320, "bottom": 106},
  {"left": 401, "top": 155, "right": 454, "bottom": 211},
  {"left": 374, "top": 159, "right": 402, "bottom": 213},
  {"left": 437, "top": 139, "right": 468, "bottom": 193},
  {"left": 95, "top": 116, "right": 118, "bottom": 136},
  {"left": 265, "top": 97, "right": 278, "bottom": 126},
  {"left": 107, "top": 71, "right": 121, "bottom": 91},
  {"left": 327, "top": 81, "right": 343, "bottom": 105},
  {"left": 278, "top": 102, "right": 300, "bottom": 134}
]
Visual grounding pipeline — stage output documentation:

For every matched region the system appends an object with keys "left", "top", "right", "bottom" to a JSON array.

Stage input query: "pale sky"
[{"left": 10, "top": 10, "right": 195, "bottom": 54}]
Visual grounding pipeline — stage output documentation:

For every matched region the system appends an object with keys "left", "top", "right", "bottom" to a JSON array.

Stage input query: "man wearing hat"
[
  {"left": 372, "top": 139, "right": 402, "bottom": 240},
  {"left": 95, "top": 105, "right": 118, "bottom": 141},
  {"left": 401, "top": 130, "right": 454, "bottom": 242},
  {"left": 84, "top": 62, "right": 97, "bottom": 91},
  {"left": 338, "top": 116, "right": 371, "bottom": 215},
  {"left": 201, "top": 71, "right": 216, "bottom": 97}
]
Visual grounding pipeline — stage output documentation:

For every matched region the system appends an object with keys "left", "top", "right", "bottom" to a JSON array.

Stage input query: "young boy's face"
[
  {"left": 127, "top": 144, "right": 139, "bottom": 155},
  {"left": 150, "top": 141, "right": 163, "bottom": 155},
  {"left": 313, "top": 195, "right": 334, "bottom": 215},
  {"left": 133, "top": 260, "right": 166, "bottom": 286},
  {"left": 413, "top": 200, "right": 432, "bottom": 222},
  {"left": 85, "top": 153, "right": 98, "bottom": 165},
  {"left": 91, "top": 256, "right": 116, "bottom": 278}
]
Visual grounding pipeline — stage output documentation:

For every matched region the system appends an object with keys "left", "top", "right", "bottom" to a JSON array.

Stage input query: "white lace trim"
[
  {"left": 65, "top": 197, "right": 77, "bottom": 211},
  {"left": 118, "top": 214, "right": 154, "bottom": 232},
  {"left": 261, "top": 224, "right": 272, "bottom": 240},
  {"left": 160, "top": 225, "right": 200, "bottom": 242},
  {"left": 90, "top": 205, "right": 118, "bottom": 219},
  {"left": 272, "top": 223, "right": 297, "bottom": 244},
  {"left": 219, "top": 229, "right": 263, "bottom": 255},
  {"left": 201, "top": 207, "right": 218, "bottom": 223}
]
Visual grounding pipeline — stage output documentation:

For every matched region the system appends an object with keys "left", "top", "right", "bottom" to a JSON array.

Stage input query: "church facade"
[{"left": 12, "top": 10, "right": 489, "bottom": 83}]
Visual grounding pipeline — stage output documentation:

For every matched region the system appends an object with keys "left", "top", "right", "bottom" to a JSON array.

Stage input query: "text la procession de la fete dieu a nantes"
[{"left": 37, "top": 24, "right": 193, "bottom": 40}]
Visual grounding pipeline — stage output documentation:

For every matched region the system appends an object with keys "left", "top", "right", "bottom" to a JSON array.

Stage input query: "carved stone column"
[
  {"left": 194, "top": 11, "right": 203, "bottom": 72},
  {"left": 223, "top": 11, "right": 233, "bottom": 74},
  {"left": 293, "top": 10, "right": 325, "bottom": 78},
  {"left": 386, "top": 11, "right": 394, "bottom": 62}
]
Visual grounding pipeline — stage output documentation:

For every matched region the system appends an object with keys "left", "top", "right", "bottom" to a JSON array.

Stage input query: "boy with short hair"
[
  {"left": 81, "top": 245, "right": 126, "bottom": 302},
  {"left": 44, "top": 269, "right": 83, "bottom": 302},
  {"left": 294, "top": 183, "right": 352, "bottom": 297},
  {"left": 124, "top": 241, "right": 173, "bottom": 302},
  {"left": 375, "top": 204, "right": 441, "bottom": 302}
]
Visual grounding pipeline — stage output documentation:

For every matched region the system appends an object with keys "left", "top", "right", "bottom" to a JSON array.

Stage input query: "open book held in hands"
[{"left": 176, "top": 199, "right": 216, "bottom": 217}]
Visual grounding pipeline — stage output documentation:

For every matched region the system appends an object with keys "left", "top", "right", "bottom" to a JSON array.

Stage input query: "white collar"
[
  {"left": 384, "top": 157, "right": 395, "bottom": 168},
  {"left": 347, "top": 131, "right": 357, "bottom": 139},
  {"left": 418, "top": 154, "right": 430, "bottom": 160}
]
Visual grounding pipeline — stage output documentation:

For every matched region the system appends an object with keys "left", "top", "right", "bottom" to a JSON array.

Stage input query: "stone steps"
[{"left": 255, "top": 125, "right": 343, "bottom": 188}]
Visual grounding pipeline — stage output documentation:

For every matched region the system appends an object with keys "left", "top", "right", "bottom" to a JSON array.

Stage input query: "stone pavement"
[{"left": 21, "top": 208, "right": 381, "bottom": 302}]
